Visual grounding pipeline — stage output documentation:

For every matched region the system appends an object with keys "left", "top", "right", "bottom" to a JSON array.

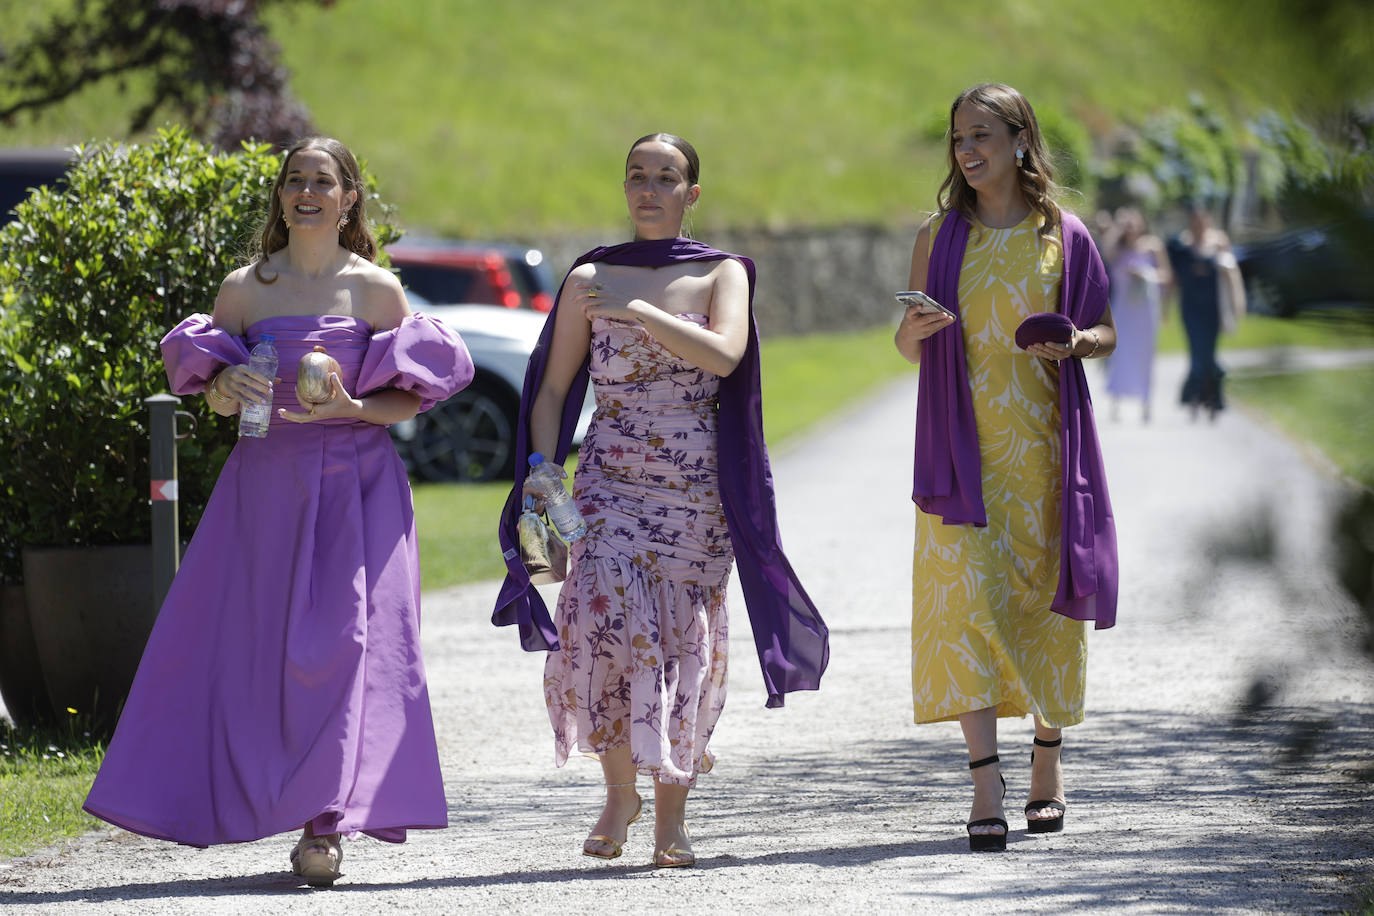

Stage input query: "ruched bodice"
[
  {"left": 579, "top": 313, "right": 728, "bottom": 573},
  {"left": 244, "top": 315, "right": 372, "bottom": 427}
]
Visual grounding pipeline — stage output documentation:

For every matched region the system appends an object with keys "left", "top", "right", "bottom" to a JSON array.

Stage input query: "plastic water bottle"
[
  {"left": 237, "top": 334, "right": 278, "bottom": 438},
  {"left": 526, "top": 452, "right": 586, "bottom": 542}
]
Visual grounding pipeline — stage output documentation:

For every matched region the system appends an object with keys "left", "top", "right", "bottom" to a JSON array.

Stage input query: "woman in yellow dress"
[{"left": 895, "top": 84, "right": 1119, "bottom": 852}]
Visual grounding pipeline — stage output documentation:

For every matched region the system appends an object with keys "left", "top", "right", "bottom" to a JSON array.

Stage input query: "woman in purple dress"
[
  {"left": 504, "top": 133, "right": 828, "bottom": 868},
  {"left": 84, "top": 137, "right": 473, "bottom": 886},
  {"left": 1103, "top": 207, "right": 1170, "bottom": 422}
]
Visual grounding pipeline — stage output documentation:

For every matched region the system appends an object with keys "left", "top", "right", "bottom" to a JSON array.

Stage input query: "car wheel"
[
  {"left": 407, "top": 378, "right": 517, "bottom": 482},
  {"left": 1247, "top": 275, "right": 1288, "bottom": 318}
]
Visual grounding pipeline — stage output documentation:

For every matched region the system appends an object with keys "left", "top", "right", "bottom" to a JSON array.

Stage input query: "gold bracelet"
[
  {"left": 1084, "top": 329, "right": 1101, "bottom": 359},
  {"left": 207, "top": 373, "right": 232, "bottom": 403}
]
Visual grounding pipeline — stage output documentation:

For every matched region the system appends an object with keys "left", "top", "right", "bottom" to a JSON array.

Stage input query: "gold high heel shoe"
[
  {"left": 290, "top": 833, "right": 343, "bottom": 887},
  {"left": 583, "top": 782, "right": 643, "bottom": 860},
  {"left": 653, "top": 823, "right": 694, "bottom": 868}
]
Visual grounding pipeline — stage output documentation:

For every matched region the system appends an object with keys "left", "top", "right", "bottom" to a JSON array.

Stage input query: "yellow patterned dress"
[{"left": 911, "top": 213, "right": 1087, "bottom": 729}]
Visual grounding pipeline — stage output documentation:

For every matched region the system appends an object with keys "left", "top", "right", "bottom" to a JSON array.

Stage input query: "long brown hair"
[
  {"left": 936, "top": 83, "right": 1061, "bottom": 239},
  {"left": 252, "top": 136, "right": 376, "bottom": 283}
]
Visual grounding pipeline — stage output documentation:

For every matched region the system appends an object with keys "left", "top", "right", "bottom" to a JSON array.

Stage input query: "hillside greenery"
[{"left": 2, "top": 0, "right": 1370, "bottom": 239}]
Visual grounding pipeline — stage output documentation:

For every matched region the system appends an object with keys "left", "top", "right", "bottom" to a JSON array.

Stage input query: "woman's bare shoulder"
[
  {"left": 353, "top": 256, "right": 411, "bottom": 330},
  {"left": 212, "top": 263, "right": 264, "bottom": 333},
  {"left": 568, "top": 262, "right": 599, "bottom": 282},
  {"left": 711, "top": 256, "right": 748, "bottom": 282}
]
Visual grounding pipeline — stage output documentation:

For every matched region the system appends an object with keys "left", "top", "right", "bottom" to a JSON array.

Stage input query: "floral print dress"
[{"left": 543, "top": 313, "right": 732, "bottom": 787}]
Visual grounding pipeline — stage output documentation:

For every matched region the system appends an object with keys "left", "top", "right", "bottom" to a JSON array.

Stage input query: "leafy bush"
[{"left": 0, "top": 126, "right": 399, "bottom": 582}]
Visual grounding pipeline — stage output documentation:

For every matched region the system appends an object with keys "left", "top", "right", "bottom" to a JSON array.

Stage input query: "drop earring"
[
  {"left": 1016, "top": 148, "right": 1025, "bottom": 168},
  {"left": 337, "top": 213, "right": 350, "bottom": 231}
]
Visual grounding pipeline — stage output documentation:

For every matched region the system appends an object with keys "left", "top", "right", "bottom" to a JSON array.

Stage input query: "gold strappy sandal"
[
  {"left": 652, "top": 824, "right": 694, "bottom": 868},
  {"left": 583, "top": 783, "right": 643, "bottom": 860},
  {"left": 290, "top": 833, "right": 343, "bottom": 887}
]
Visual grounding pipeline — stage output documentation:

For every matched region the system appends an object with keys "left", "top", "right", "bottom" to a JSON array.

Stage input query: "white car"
[{"left": 390, "top": 301, "right": 592, "bottom": 482}]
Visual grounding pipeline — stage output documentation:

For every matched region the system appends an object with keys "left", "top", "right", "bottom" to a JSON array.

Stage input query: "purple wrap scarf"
[
  {"left": 492, "top": 237, "right": 830, "bottom": 707},
  {"left": 914, "top": 211, "right": 1119, "bottom": 629}
]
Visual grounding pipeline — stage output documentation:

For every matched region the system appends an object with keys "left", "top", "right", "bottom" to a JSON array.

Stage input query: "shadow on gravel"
[
  {"left": 4, "top": 705, "right": 1370, "bottom": 909},
  {"left": 705, "top": 702, "right": 1374, "bottom": 910}
]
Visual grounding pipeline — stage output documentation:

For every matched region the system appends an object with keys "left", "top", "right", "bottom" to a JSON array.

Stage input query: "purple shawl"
[
  {"left": 492, "top": 237, "right": 830, "bottom": 706},
  {"left": 914, "top": 211, "right": 1119, "bottom": 629}
]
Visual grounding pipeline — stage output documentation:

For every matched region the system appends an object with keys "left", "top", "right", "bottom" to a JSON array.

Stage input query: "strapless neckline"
[{"left": 244, "top": 314, "right": 372, "bottom": 335}]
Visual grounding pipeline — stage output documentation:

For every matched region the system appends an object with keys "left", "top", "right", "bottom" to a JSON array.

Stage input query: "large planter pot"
[
  {"left": 0, "top": 582, "right": 54, "bottom": 728},
  {"left": 23, "top": 544, "right": 156, "bottom": 731}
]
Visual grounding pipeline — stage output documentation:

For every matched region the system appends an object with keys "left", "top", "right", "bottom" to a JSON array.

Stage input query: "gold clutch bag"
[{"left": 518, "top": 498, "right": 568, "bottom": 584}]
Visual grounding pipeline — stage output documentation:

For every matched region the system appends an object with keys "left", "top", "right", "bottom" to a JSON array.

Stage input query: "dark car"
[
  {"left": 1235, "top": 214, "right": 1374, "bottom": 318},
  {"left": 387, "top": 238, "right": 557, "bottom": 313},
  {"left": 0, "top": 148, "right": 73, "bottom": 226}
]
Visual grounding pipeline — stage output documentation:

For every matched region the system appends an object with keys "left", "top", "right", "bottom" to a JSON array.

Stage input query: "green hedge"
[{"left": 0, "top": 128, "right": 398, "bottom": 582}]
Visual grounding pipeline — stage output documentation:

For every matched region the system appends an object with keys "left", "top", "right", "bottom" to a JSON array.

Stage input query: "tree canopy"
[{"left": 0, "top": 0, "right": 334, "bottom": 149}]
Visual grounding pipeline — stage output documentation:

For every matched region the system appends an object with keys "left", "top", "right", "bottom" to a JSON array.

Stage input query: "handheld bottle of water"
[
  {"left": 525, "top": 452, "right": 586, "bottom": 542},
  {"left": 237, "top": 334, "right": 278, "bottom": 438}
]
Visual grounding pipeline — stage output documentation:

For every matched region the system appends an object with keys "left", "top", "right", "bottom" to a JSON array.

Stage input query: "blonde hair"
[
  {"left": 937, "top": 83, "right": 1061, "bottom": 240},
  {"left": 252, "top": 136, "right": 376, "bottom": 283}
]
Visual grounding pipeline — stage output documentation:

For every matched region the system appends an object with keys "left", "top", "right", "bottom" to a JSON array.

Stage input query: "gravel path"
[{"left": 3, "top": 350, "right": 1372, "bottom": 914}]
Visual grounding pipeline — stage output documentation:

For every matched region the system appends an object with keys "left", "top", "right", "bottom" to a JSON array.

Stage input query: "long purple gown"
[
  {"left": 84, "top": 312, "right": 473, "bottom": 847},
  {"left": 1105, "top": 248, "right": 1162, "bottom": 404}
]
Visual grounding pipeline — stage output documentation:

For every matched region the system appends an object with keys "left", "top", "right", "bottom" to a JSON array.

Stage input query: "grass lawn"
[
  {"left": 1169, "top": 312, "right": 1374, "bottom": 489},
  {"left": 1230, "top": 365, "right": 1374, "bottom": 490},
  {"left": 1158, "top": 311, "right": 1374, "bottom": 355},
  {"left": 0, "top": 714, "right": 104, "bottom": 857}
]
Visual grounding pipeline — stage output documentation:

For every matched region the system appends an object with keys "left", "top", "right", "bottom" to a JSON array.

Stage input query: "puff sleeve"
[
  {"left": 159, "top": 313, "right": 251, "bottom": 395},
  {"left": 356, "top": 313, "right": 474, "bottom": 413}
]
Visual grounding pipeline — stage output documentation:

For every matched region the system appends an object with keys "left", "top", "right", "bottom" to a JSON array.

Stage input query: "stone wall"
[{"left": 539, "top": 224, "right": 920, "bottom": 338}]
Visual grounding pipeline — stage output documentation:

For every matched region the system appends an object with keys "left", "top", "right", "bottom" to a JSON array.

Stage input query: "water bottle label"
[
  {"left": 547, "top": 501, "right": 584, "bottom": 537},
  {"left": 238, "top": 400, "right": 272, "bottom": 437}
]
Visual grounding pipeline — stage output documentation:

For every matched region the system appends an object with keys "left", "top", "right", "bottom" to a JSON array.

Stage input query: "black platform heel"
[
  {"left": 966, "top": 753, "right": 1008, "bottom": 852},
  {"left": 1024, "top": 736, "right": 1066, "bottom": 834}
]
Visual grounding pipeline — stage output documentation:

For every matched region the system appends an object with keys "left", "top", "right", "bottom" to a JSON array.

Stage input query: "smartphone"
[{"left": 896, "top": 290, "right": 956, "bottom": 320}]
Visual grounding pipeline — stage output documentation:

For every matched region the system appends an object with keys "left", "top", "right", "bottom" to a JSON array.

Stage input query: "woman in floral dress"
[{"left": 493, "top": 133, "right": 828, "bottom": 868}]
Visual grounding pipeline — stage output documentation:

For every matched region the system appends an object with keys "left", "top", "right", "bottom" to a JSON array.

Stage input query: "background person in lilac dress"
[
  {"left": 523, "top": 134, "right": 754, "bottom": 868},
  {"left": 1103, "top": 207, "right": 1170, "bottom": 422},
  {"left": 83, "top": 137, "right": 473, "bottom": 887}
]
